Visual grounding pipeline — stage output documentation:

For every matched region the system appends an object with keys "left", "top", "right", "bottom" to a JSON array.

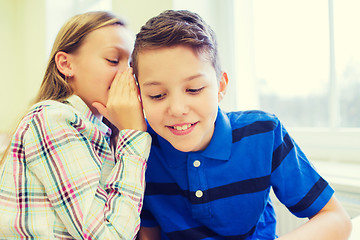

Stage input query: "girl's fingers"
[
  {"left": 104, "top": 67, "right": 145, "bottom": 131},
  {"left": 113, "top": 68, "right": 131, "bottom": 96},
  {"left": 116, "top": 68, "right": 138, "bottom": 101},
  {"left": 107, "top": 68, "right": 124, "bottom": 103}
]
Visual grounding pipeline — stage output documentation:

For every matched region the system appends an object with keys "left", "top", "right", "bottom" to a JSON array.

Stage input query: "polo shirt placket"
[{"left": 187, "top": 154, "right": 212, "bottom": 219}]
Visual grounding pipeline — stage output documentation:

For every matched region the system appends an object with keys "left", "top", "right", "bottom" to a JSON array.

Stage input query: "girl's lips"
[{"left": 167, "top": 122, "right": 198, "bottom": 136}]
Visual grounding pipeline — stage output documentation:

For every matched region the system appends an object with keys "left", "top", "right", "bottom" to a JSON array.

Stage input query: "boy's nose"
[{"left": 168, "top": 97, "right": 189, "bottom": 117}]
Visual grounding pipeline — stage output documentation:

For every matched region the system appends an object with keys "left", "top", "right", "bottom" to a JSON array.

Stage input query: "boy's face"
[{"left": 137, "top": 45, "right": 227, "bottom": 152}]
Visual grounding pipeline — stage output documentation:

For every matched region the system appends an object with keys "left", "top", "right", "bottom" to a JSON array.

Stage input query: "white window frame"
[{"left": 232, "top": 0, "right": 360, "bottom": 164}]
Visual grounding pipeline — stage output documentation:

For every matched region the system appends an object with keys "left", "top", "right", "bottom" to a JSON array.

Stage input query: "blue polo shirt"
[{"left": 141, "top": 108, "right": 334, "bottom": 240}]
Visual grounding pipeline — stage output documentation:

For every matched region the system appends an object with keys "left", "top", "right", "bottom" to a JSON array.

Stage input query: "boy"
[{"left": 131, "top": 10, "right": 351, "bottom": 239}]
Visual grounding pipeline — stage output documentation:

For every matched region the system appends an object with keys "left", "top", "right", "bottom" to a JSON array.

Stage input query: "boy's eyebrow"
[
  {"left": 186, "top": 74, "right": 204, "bottom": 81},
  {"left": 142, "top": 74, "right": 205, "bottom": 86}
]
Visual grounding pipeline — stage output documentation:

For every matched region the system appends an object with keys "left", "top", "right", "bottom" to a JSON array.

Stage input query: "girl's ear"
[
  {"left": 54, "top": 51, "right": 73, "bottom": 77},
  {"left": 218, "top": 71, "right": 229, "bottom": 102}
]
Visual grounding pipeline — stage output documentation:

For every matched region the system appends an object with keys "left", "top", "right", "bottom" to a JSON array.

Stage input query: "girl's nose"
[{"left": 118, "top": 61, "right": 129, "bottom": 73}]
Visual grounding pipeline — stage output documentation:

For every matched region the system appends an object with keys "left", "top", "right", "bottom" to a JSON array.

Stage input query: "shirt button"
[
  {"left": 195, "top": 190, "right": 203, "bottom": 198},
  {"left": 193, "top": 160, "right": 201, "bottom": 167}
]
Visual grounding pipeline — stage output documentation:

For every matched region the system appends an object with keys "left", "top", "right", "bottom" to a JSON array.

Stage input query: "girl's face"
[{"left": 68, "top": 25, "right": 134, "bottom": 116}]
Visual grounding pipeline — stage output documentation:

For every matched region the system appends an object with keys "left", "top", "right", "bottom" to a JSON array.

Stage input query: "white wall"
[
  {"left": 112, "top": 0, "right": 173, "bottom": 34},
  {"left": 0, "top": 0, "right": 46, "bottom": 133},
  {"left": 0, "top": 1, "right": 16, "bottom": 132}
]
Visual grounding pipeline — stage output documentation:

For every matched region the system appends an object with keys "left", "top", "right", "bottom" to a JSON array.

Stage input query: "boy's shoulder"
[
  {"left": 224, "top": 109, "right": 279, "bottom": 129},
  {"left": 223, "top": 110, "right": 281, "bottom": 144}
]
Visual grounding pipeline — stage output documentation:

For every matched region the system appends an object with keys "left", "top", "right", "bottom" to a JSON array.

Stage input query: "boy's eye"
[
  {"left": 187, "top": 87, "right": 204, "bottom": 94},
  {"left": 106, "top": 59, "right": 119, "bottom": 64},
  {"left": 149, "top": 93, "right": 166, "bottom": 100}
]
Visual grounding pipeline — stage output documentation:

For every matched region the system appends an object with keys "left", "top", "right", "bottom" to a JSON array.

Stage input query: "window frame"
[{"left": 231, "top": 0, "right": 360, "bottom": 164}]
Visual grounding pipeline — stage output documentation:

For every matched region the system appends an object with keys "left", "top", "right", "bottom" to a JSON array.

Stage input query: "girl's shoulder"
[
  {"left": 15, "top": 99, "right": 81, "bottom": 135},
  {"left": 26, "top": 99, "right": 75, "bottom": 122}
]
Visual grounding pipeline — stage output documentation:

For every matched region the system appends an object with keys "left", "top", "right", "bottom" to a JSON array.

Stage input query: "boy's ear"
[
  {"left": 218, "top": 71, "right": 229, "bottom": 102},
  {"left": 54, "top": 51, "right": 73, "bottom": 77}
]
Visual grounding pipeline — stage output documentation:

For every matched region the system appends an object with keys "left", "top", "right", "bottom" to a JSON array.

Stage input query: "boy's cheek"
[
  {"left": 141, "top": 101, "right": 151, "bottom": 114},
  {"left": 142, "top": 106, "right": 157, "bottom": 122}
]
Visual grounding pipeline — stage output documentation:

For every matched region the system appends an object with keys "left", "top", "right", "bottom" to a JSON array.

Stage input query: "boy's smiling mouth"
[{"left": 166, "top": 122, "right": 198, "bottom": 135}]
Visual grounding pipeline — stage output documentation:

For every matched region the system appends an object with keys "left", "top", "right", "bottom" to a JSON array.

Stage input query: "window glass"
[
  {"left": 252, "top": 1, "right": 330, "bottom": 127},
  {"left": 333, "top": 0, "right": 360, "bottom": 127}
]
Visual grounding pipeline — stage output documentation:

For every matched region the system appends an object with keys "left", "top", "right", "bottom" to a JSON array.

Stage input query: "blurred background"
[{"left": 0, "top": 0, "right": 359, "bottom": 235}]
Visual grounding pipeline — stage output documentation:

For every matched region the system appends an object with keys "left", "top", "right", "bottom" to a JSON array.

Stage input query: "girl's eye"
[
  {"left": 106, "top": 59, "right": 119, "bottom": 64},
  {"left": 149, "top": 93, "right": 166, "bottom": 100},
  {"left": 187, "top": 87, "right": 204, "bottom": 94}
]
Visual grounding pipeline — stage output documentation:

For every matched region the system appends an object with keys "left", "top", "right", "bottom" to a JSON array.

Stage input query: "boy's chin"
[
  {"left": 170, "top": 141, "right": 204, "bottom": 153},
  {"left": 173, "top": 145, "right": 193, "bottom": 153}
]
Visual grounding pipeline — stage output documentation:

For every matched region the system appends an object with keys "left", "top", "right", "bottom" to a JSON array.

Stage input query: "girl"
[{"left": 0, "top": 11, "right": 151, "bottom": 239}]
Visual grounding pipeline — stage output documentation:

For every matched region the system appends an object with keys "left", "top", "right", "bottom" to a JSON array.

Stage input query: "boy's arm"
[
  {"left": 277, "top": 196, "right": 352, "bottom": 240},
  {"left": 137, "top": 226, "right": 162, "bottom": 240}
]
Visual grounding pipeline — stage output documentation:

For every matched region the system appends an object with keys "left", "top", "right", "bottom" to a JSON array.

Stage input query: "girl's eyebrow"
[{"left": 104, "top": 45, "right": 130, "bottom": 55}]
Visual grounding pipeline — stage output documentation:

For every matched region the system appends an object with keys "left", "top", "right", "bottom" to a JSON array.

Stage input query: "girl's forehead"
[{"left": 82, "top": 25, "right": 131, "bottom": 47}]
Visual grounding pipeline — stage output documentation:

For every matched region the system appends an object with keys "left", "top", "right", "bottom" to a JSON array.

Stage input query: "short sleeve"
[{"left": 270, "top": 119, "right": 334, "bottom": 218}]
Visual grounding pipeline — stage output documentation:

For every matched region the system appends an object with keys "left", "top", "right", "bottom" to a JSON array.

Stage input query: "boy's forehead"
[
  {"left": 136, "top": 46, "right": 219, "bottom": 86},
  {"left": 137, "top": 45, "right": 211, "bottom": 66},
  {"left": 136, "top": 45, "right": 218, "bottom": 82}
]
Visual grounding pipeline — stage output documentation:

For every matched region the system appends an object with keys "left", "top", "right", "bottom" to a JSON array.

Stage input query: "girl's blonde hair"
[
  {"left": 35, "top": 11, "right": 125, "bottom": 103},
  {"left": 1, "top": 11, "right": 125, "bottom": 165}
]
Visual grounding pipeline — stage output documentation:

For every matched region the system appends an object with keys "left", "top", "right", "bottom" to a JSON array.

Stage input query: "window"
[
  {"left": 252, "top": 1, "right": 330, "bottom": 128},
  {"left": 233, "top": 0, "right": 360, "bottom": 163},
  {"left": 234, "top": 0, "right": 360, "bottom": 129},
  {"left": 333, "top": 0, "right": 360, "bottom": 128}
]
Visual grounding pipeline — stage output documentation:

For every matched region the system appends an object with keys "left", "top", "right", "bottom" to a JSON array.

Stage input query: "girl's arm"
[
  {"left": 24, "top": 66, "right": 150, "bottom": 239},
  {"left": 25, "top": 107, "right": 151, "bottom": 239}
]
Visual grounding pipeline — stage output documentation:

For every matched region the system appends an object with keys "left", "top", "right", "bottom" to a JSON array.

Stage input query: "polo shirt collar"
[
  {"left": 201, "top": 108, "right": 232, "bottom": 161},
  {"left": 155, "top": 107, "right": 232, "bottom": 168}
]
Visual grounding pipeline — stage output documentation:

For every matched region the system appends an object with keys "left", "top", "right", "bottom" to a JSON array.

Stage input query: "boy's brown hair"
[{"left": 131, "top": 10, "right": 221, "bottom": 80}]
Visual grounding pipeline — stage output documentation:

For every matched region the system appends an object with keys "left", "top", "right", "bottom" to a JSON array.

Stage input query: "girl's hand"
[{"left": 92, "top": 67, "right": 146, "bottom": 132}]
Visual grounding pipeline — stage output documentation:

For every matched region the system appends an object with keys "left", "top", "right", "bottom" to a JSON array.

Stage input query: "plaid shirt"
[{"left": 0, "top": 95, "right": 151, "bottom": 239}]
